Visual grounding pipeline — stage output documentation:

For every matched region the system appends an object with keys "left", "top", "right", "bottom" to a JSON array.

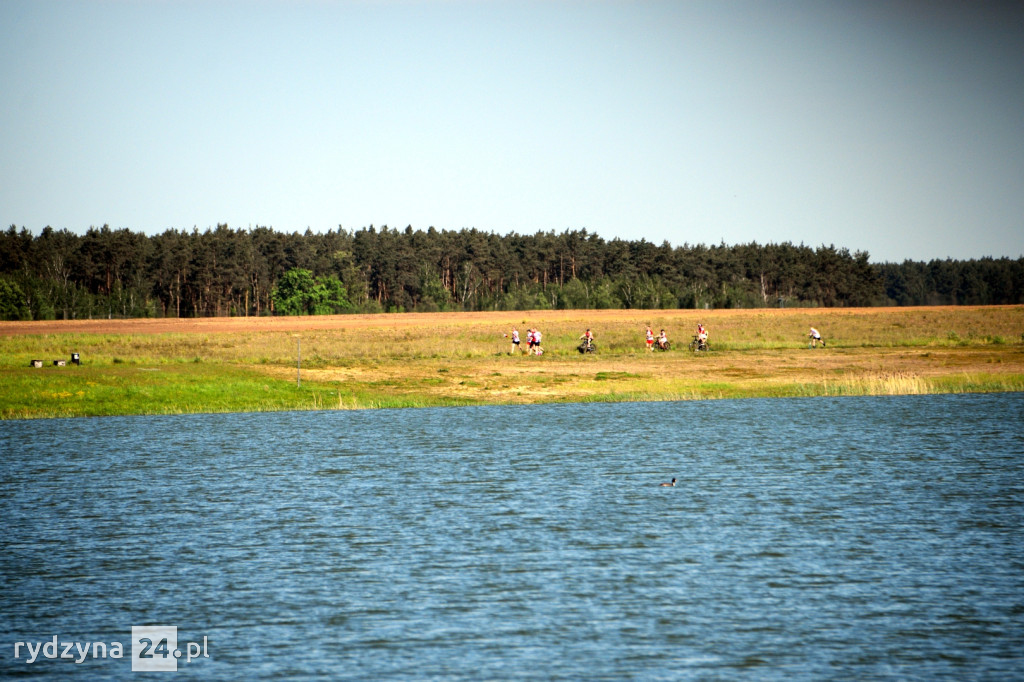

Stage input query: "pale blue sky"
[{"left": 2, "top": 0, "right": 1022, "bottom": 263}]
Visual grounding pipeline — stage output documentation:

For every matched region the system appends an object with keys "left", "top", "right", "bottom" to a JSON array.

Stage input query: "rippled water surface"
[{"left": 2, "top": 394, "right": 1023, "bottom": 679}]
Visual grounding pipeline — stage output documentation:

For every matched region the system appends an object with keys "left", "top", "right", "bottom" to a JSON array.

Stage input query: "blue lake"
[{"left": 2, "top": 394, "right": 1023, "bottom": 679}]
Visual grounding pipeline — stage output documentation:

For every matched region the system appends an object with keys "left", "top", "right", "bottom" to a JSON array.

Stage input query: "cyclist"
[
  {"left": 580, "top": 328, "right": 594, "bottom": 351},
  {"left": 697, "top": 323, "right": 708, "bottom": 349}
]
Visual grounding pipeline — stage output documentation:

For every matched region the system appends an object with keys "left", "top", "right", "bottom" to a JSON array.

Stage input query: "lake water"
[{"left": 2, "top": 394, "right": 1023, "bottom": 680}]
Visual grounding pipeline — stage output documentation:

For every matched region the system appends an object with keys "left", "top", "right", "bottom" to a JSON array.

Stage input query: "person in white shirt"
[{"left": 809, "top": 327, "right": 825, "bottom": 348}]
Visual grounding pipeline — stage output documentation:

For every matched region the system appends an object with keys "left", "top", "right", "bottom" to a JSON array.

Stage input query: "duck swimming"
[{"left": 659, "top": 478, "right": 676, "bottom": 487}]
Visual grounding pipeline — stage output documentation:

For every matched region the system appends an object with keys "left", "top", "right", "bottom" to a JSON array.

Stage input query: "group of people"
[
  {"left": 644, "top": 326, "right": 671, "bottom": 351},
  {"left": 506, "top": 322, "right": 827, "bottom": 354},
  {"left": 507, "top": 327, "right": 544, "bottom": 355}
]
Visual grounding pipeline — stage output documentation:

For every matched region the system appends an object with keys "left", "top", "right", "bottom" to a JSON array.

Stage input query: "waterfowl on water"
[{"left": 659, "top": 478, "right": 676, "bottom": 487}]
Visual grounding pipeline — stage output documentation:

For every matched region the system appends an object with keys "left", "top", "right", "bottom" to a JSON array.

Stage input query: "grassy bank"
[{"left": 2, "top": 306, "right": 1022, "bottom": 419}]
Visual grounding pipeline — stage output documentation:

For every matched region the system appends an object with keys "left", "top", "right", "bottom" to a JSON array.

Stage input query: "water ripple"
[{"left": 2, "top": 394, "right": 1023, "bottom": 679}]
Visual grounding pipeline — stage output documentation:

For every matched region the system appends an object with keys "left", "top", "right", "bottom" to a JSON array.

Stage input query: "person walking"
[{"left": 809, "top": 327, "right": 825, "bottom": 348}]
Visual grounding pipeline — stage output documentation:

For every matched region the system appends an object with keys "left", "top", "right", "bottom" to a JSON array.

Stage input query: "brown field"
[
  {"left": 4, "top": 304, "right": 1021, "bottom": 337},
  {"left": 2, "top": 305, "right": 1022, "bottom": 418}
]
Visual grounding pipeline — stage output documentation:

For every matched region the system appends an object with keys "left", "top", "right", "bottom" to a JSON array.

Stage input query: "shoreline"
[{"left": 3, "top": 306, "right": 1022, "bottom": 419}]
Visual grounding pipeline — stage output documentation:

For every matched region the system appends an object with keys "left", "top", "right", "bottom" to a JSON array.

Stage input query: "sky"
[{"left": 1, "top": 1, "right": 1022, "bottom": 264}]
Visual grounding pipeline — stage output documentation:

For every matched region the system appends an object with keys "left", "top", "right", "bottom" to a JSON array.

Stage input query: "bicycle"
[
  {"left": 577, "top": 341, "right": 597, "bottom": 354},
  {"left": 688, "top": 335, "right": 710, "bottom": 352}
]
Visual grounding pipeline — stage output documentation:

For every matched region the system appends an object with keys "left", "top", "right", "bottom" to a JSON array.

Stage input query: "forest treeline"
[{"left": 1, "top": 224, "right": 1022, "bottom": 320}]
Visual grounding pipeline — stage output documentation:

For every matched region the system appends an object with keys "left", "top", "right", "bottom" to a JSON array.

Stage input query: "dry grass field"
[{"left": 2, "top": 306, "right": 1022, "bottom": 418}]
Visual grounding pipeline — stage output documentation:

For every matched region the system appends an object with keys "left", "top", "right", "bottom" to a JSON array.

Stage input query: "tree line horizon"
[{"left": 1, "top": 224, "right": 1021, "bottom": 321}]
